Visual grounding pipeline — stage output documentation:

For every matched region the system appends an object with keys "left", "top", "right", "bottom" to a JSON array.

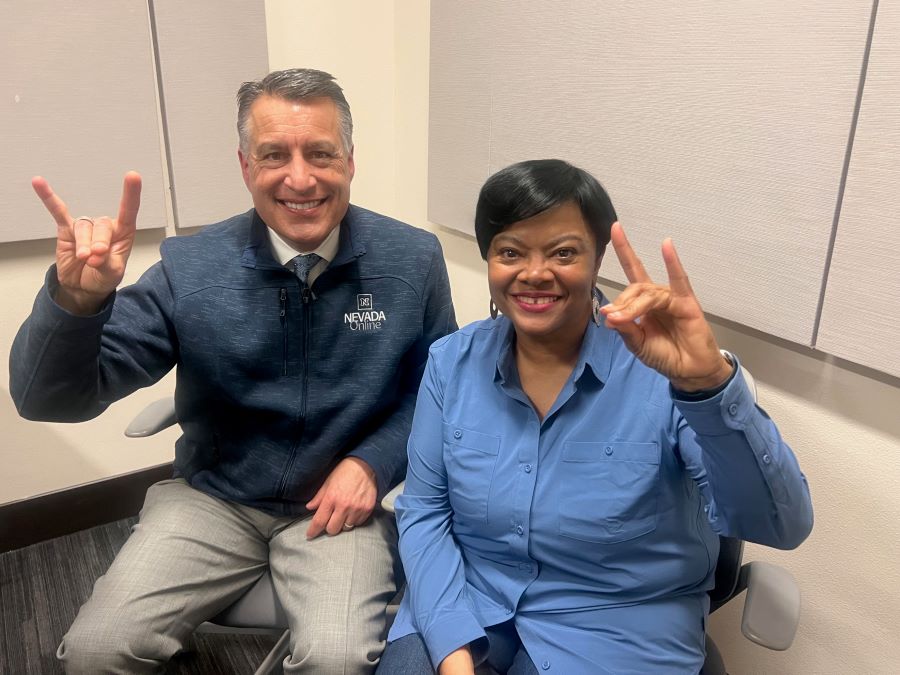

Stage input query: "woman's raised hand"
[
  {"left": 600, "top": 222, "right": 733, "bottom": 392},
  {"left": 32, "top": 172, "right": 142, "bottom": 314}
]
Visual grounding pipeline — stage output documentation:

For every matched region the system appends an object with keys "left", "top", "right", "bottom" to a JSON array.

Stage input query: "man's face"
[{"left": 239, "top": 95, "right": 354, "bottom": 250}]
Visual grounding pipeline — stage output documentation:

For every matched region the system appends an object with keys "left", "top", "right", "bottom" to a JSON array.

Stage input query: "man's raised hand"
[{"left": 32, "top": 172, "right": 141, "bottom": 315}]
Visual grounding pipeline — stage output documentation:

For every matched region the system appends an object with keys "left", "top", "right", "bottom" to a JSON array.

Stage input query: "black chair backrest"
[{"left": 709, "top": 536, "right": 744, "bottom": 613}]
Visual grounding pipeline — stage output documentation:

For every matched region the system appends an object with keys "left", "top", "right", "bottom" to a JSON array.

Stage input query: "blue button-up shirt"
[{"left": 389, "top": 317, "right": 813, "bottom": 673}]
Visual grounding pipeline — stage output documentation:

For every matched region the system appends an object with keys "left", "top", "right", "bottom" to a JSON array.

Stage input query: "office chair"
[{"left": 126, "top": 365, "right": 800, "bottom": 675}]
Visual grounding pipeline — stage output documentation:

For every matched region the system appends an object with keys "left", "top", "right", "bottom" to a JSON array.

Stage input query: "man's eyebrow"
[
  {"left": 253, "top": 141, "right": 285, "bottom": 154},
  {"left": 307, "top": 139, "right": 339, "bottom": 152}
]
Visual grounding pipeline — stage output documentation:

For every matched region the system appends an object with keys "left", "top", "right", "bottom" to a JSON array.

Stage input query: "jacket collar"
[{"left": 331, "top": 205, "right": 368, "bottom": 267}]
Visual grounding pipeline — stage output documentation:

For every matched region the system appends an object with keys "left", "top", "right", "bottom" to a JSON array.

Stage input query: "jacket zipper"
[
  {"left": 279, "top": 288, "right": 287, "bottom": 376},
  {"left": 301, "top": 294, "right": 311, "bottom": 421},
  {"left": 277, "top": 280, "right": 312, "bottom": 499}
]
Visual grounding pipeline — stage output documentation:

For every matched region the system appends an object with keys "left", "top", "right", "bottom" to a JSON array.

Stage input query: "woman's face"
[{"left": 487, "top": 202, "right": 602, "bottom": 343}]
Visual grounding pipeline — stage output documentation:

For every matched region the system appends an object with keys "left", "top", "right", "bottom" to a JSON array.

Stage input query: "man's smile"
[{"left": 280, "top": 197, "right": 327, "bottom": 212}]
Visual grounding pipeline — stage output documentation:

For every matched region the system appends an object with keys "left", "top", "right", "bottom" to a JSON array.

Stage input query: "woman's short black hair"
[{"left": 474, "top": 159, "right": 617, "bottom": 260}]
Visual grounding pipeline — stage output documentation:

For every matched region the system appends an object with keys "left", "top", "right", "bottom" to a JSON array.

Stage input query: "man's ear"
[{"left": 238, "top": 148, "right": 251, "bottom": 189}]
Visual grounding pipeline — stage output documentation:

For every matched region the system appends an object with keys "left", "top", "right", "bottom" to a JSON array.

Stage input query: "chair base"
[{"left": 252, "top": 629, "right": 290, "bottom": 675}]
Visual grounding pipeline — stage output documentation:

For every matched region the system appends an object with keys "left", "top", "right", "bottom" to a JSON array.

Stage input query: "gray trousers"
[{"left": 58, "top": 478, "right": 399, "bottom": 674}]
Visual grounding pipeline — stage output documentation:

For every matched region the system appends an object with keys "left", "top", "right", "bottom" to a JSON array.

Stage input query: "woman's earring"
[
  {"left": 591, "top": 287, "right": 603, "bottom": 327},
  {"left": 490, "top": 299, "right": 499, "bottom": 320}
]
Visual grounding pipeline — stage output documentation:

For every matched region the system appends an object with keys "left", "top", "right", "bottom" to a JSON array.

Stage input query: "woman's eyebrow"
[
  {"left": 543, "top": 233, "right": 585, "bottom": 248},
  {"left": 493, "top": 232, "right": 584, "bottom": 247}
]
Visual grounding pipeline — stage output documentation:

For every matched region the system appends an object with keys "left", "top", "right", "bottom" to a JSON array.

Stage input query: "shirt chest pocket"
[
  {"left": 443, "top": 423, "right": 501, "bottom": 525},
  {"left": 557, "top": 441, "right": 661, "bottom": 544}
]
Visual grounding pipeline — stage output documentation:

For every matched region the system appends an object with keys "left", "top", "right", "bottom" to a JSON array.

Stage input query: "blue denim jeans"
[{"left": 376, "top": 621, "right": 539, "bottom": 674}]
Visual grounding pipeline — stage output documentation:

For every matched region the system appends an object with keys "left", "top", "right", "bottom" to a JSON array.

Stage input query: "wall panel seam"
[
  {"left": 812, "top": 0, "right": 880, "bottom": 347},
  {"left": 147, "top": 0, "right": 179, "bottom": 230}
]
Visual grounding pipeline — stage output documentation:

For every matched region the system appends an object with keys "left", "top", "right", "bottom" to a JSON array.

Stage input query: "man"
[{"left": 10, "top": 68, "right": 456, "bottom": 673}]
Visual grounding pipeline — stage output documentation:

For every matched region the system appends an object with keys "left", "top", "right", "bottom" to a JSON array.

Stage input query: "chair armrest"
[
  {"left": 381, "top": 480, "right": 405, "bottom": 514},
  {"left": 124, "top": 397, "right": 177, "bottom": 437},
  {"left": 740, "top": 561, "right": 801, "bottom": 651}
]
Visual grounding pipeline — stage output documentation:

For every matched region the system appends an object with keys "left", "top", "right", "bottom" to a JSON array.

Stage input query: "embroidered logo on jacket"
[{"left": 344, "top": 294, "right": 387, "bottom": 331}]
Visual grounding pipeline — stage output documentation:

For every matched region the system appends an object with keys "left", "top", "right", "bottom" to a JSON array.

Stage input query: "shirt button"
[
  {"left": 542, "top": 660, "right": 551, "bottom": 670},
  {"left": 505, "top": 607, "right": 513, "bottom": 614},
  {"left": 728, "top": 403, "right": 739, "bottom": 416},
  {"left": 604, "top": 446, "right": 613, "bottom": 455},
  {"left": 524, "top": 463, "right": 532, "bottom": 473},
  {"left": 453, "top": 429, "right": 462, "bottom": 439},
  {"left": 515, "top": 525, "right": 524, "bottom": 536},
  {"left": 762, "top": 453, "right": 771, "bottom": 464}
]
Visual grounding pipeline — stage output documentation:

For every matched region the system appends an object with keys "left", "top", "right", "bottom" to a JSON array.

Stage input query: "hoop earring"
[
  {"left": 591, "top": 286, "right": 603, "bottom": 327},
  {"left": 490, "top": 299, "right": 499, "bottom": 320}
]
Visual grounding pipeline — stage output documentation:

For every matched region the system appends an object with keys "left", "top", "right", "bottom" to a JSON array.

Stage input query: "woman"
[{"left": 379, "top": 160, "right": 813, "bottom": 674}]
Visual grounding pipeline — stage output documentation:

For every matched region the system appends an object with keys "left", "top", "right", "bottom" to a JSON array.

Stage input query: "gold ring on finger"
[
  {"left": 72, "top": 216, "right": 95, "bottom": 226},
  {"left": 342, "top": 522, "right": 355, "bottom": 531}
]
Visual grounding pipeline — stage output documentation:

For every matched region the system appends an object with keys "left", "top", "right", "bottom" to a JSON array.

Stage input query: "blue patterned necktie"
[{"left": 292, "top": 253, "right": 322, "bottom": 286}]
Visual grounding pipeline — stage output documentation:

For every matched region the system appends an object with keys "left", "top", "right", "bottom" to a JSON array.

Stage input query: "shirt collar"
[
  {"left": 572, "top": 311, "right": 616, "bottom": 385},
  {"left": 266, "top": 223, "right": 341, "bottom": 267},
  {"left": 494, "top": 293, "right": 617, "bottom": 390},
  {"left": 494, "top": 318, "right": 520, "bottom": 389}
]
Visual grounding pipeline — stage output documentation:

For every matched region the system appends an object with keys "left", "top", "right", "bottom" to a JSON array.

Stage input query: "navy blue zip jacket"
[{"left": 10, "top": 206, "right": 457, "bottom": 516}]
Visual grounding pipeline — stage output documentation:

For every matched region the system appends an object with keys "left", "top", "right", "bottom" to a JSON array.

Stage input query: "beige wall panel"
[
  {"left": 817, "top": 2, "right": 900, "bottom": 378},
  {"left": 427, "top": 1, "right": 494, "bottom": 237},
  {"left": 152, "top": 0, "right": 269, "bottom": 229},
  {"left": 0, "top": 1, "right": 167, "bottom": 241},
  {"left": 429, "top": 0, "right": 873, "bottom": 344}
]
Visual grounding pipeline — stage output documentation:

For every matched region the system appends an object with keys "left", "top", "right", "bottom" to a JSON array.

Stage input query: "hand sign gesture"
[
  {"left": 600, "top": 222, "right": 733, "bottom": 392},
  {"left": 32, "top": 172, "right": 142, "bottom": 315}
]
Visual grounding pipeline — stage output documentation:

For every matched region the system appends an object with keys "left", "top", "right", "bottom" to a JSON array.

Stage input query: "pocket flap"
[
  {"left": 442, "top": 422, "right": 501, "bottom": 455},
  {"left": 563, "top": 441, "right": 659, "bottom": 464}
]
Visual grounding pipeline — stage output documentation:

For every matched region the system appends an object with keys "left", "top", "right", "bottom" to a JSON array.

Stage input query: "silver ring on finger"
[
  {"left": 72, "top": 216, "right": 95, "bottom": 226},
  {"left": 342, "top": 522, "right": 355, "bottom": 531}
]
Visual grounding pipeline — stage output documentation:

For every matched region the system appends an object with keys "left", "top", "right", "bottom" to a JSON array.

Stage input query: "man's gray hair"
[{"left": 236, "top": 68, "right": 353, "bottom": 153}]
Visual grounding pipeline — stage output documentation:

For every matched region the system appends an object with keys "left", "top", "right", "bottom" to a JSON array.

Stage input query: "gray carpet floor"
[{"left": 0, "top": 517, "right": 278, "bottom": 674}]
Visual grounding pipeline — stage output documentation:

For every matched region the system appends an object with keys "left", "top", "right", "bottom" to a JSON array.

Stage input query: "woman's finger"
[
  {"left": 610, "top": 222, "right": 652, "bottom": 284},
  {"left": 603, "top": 285, "right": 671, "bottom": 325},
  {"left": 661, "top": 238, "right": 696, "bottom": 298}
]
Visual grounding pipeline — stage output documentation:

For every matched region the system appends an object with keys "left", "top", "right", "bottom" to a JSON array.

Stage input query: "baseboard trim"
[{"left": 0, "top": 462, "right": 174, "bottom": 554}]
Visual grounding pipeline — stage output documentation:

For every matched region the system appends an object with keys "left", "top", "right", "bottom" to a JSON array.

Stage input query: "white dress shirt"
[{"left": 266, "top": 224, "right": 340, "bottom": 286}]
